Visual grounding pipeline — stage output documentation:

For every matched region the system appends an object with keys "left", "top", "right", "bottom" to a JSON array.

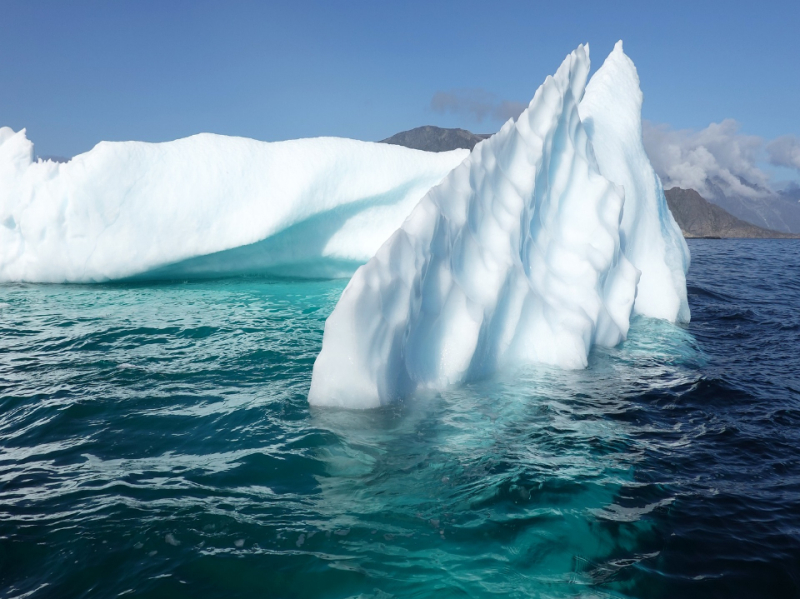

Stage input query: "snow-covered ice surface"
[
  {"left": 309, "top": 43, "right": 690, "bottom": 408},
  {"left": 0, "top": 128, "right": 467, "bottom": 282}
]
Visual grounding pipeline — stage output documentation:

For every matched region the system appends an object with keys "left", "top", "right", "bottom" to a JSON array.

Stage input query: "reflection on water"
[{"left": 1, "top": 239, "right": 799, "bottom": 598}]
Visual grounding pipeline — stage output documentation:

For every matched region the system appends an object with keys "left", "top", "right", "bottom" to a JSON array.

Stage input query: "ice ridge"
[
  {"left": 309, "top": 43, "right": 689, "bottom": 408},
  {"left": 579, "top": 41, "right": 690, "bottom": 321}
]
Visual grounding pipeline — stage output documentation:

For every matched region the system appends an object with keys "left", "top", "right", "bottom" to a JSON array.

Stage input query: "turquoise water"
[{"left": 1, "top": 240, "right": 799, "bottom": 598}]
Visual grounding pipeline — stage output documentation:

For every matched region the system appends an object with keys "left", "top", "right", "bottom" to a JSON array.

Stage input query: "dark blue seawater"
[{"left": 0, "top": 239, "right": 798, "bottom": 598}]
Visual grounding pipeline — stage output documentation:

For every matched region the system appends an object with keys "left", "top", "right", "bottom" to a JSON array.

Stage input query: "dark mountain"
[
  {"left": 664, "top": 187, "right": 799, "bottom": 238},
  {"left": 380, "top": 126, "right": 490, "bottom": 152}
]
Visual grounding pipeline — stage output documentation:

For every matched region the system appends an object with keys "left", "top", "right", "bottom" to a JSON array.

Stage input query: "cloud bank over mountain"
[
  {"left": 642, "top": 120, "right": 800, "bottom": 234},
  {"left": 642, "top": 119, "right": 800, "bottom": 200}
]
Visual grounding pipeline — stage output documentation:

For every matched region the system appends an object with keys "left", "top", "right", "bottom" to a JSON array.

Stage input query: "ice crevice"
[{"left": 308, "top": 42, "right": 690, "bottom": 408}]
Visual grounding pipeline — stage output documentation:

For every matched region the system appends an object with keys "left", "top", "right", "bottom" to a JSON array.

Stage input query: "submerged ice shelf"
[
  {"left": 309, "top": 42, "right": 690, "bottom": 408},
  {"left": 0, "top": 129, "right": 467, "bottom": 282}
]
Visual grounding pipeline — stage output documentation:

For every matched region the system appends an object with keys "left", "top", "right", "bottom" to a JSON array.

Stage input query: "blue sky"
[{"left": 1, "top": 0, "right": 798, "bottom": 173}]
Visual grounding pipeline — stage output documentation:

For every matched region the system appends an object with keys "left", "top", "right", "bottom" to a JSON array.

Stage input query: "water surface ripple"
[{"left": 0, "top": 239, "right": 798, "bottom": 598}]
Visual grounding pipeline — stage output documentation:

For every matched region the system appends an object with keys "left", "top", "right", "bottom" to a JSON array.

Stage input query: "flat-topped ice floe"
[
  {"left": 0, "top": 129, "right": 468, "bottom": 282},
  {"left": 309, "top": 42, "right": 690, "bottom": 408}
]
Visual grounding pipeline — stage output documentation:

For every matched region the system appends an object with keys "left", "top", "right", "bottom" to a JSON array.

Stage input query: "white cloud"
[
  {"left": 766, "top": 135, "right": 800, "bottom": 171},
  {"left": 431, "top": 88, "right": 526, "bottom": 124},
  {"left": 642, "top": 119, "right": 773, "bottom": 199}
]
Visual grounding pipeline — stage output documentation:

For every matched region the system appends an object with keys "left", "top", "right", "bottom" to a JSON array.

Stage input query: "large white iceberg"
[
  {"left": 0, "top": 128, "right": 467, "bottom": 282},
  {"left": 309, "top": 43, "right": 690, "bottom": 408}
]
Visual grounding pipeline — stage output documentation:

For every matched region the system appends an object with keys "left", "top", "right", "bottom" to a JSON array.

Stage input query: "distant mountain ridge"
[
  {"left": 380, "top": 126, "right": 799, "bottom": 239},
  {"left": 664, "top": 188, "right": 798, "bottom": 239},
  {"left": 381, "top": 126, "right": 490, "bottom": 152},
  {"left": 699, "top": 182, "right": 800, "bottom": 235}
]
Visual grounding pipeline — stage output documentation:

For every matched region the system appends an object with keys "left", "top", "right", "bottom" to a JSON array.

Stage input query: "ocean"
[{"left": 0, "top": 239, "right": 798, "bottom": 598}]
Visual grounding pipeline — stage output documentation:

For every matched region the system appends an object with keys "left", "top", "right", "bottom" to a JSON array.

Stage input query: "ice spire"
[{"left": 309, "top": 45, "right": 642, "bottom": 408}]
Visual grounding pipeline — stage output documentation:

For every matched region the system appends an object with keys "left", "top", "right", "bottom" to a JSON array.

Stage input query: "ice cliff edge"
[{"left": 309, "top": 42, "right": 690, "bottom": 408}]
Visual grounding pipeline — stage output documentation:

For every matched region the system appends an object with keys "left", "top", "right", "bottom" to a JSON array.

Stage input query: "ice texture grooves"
[
  {"left": 579, "top": 41, "right": 690, "bottom": 322},
  {"left": 0, "top": 129, "right": 467, "bottom": 282},
  {"left": 310, "top": 44, "right": 688, "bottom": 408}
]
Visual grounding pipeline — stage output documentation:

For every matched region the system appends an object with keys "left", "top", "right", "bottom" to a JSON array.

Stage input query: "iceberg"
[
  {"left": 0, "top": 128, "right": 468, "bottom": 282},
  {"left": 309, "top": 43, "right": 690, "bottom": 408}
]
